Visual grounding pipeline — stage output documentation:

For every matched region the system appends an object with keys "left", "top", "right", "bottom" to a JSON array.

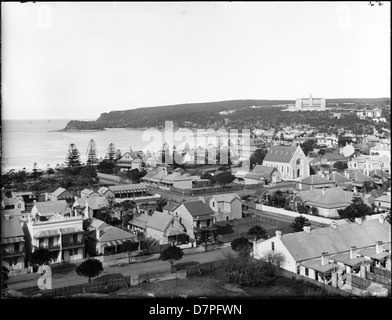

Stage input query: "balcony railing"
[
  {"left": 62, "top": 240, "right": 85, "bottom": 248},
  {"left": 35, "top": 243, "right": 60, "bottom": 250},
  {"left": 2, "top": 249, "right": 25, "bottom": 257}
]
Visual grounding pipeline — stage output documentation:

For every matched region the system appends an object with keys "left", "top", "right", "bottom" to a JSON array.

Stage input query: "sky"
[{"left": 2, "top": 2, "right": 390, "bottom": 120}]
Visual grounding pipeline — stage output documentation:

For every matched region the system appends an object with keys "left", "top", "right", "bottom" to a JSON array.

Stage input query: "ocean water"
[{"left": 1, "top": 119, "right": 165, "bottom": 172}]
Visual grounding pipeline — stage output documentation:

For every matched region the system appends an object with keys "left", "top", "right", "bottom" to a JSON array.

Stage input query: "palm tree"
[{"left": 247, "top": 225, "right": 267, "bottom": 241}]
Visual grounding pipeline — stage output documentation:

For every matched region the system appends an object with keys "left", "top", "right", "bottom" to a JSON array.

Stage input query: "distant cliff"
[{"left": 58, "top": 120, "right": 105, "bottom": 131}]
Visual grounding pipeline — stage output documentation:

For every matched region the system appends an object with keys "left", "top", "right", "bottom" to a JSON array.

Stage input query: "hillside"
[{"left": 59, "top": 98, "right": 390, "bottom": 131}]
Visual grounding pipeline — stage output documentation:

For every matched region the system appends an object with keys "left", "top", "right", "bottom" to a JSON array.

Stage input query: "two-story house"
[
  {"left": 208, "top": 193, "right": 242, "bottom": 222},
  {"left": 31, "top": 200, "right": 70, "bottom": 220},
  {"left": 2, "top": 215, "right": 26, "bottom": 272}
]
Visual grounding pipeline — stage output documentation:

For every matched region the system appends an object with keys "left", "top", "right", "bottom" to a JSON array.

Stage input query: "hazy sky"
[{"left": 2, "top": 2, "right": 390, "bottom": 120}]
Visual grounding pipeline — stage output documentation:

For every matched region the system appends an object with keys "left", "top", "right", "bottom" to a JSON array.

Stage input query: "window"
[
  {"left": 305, "top": 268, "right": 309, "bottom": 276},
  {"left": 73, "top": 249, "right": 78, "bottom": 255},
  {"left": 18, "top": 203, "right": 22, "bottom": 208},
  {"left": 297, "top": 266, "right": 300, "bottom": 274},
  {"left": 73, "top": 234, "right": 78, "bottom": 243},
  {"left": 212, "top": 202, "right": 215, "bottom": 207},
  {"left": 14, "top": 243, "right": 19, "bottom": 252},
  {"left": 271, "top": 242, "right": 275, "bottom": 251},
  {"left": 69, "top": 249, "right": 73, "bottom": 256}
]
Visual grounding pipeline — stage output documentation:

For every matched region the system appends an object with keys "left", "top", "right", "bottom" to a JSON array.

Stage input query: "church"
[{"left": 262, "top": 145, "right": 310, "bottom": 180}]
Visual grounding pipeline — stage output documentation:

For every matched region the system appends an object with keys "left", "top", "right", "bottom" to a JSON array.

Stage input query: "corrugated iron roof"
[
  {"left": 263, "top": 145, "right": 298, "bottom": 163},
  {"left": 280, "top": 219, "right": 391, "bottom": 262},
  {"left": 146, "top": 211, "right": 172, "bottom": 232},
  {"left": 181, "top": 200, "right": 215, "bottom": 217},
  {"left": 99, "top": 226, "right": 136, "bottom": 243},
  {"left": 212, "top": 193, "right": 241, "bottom": 203},
  {"left": 301, "top": 175, "right": 334, "bottom": 185},
  {"left": 34, "top": 200, "right": 68, "bottom": 214},
  {"left": 2, "top": 216, "right": 24, "bottom": 239}
]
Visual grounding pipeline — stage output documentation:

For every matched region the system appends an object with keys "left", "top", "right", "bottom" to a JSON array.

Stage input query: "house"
[
  {"left": 370, "top": 142, "right": 390, "bottom": 157},
  {"left": 159, "top": 172, "right": 195, "bottom": 190},
  {"left": 31, "top": 200, "right": 70, "bottom": 219},
  {"left": 141, "top": 168, "right": 167, "bottom": 188},
  {"left": 98, "top": 184, "right": 160, "bottom": 204},
  {"left": 80, "top": 189, "right": 100, "bottom": 199},
  {"left": 11, "top": 191, "right": 36, "bottom": 203},
  {"left": 208, "top": 193, "right": 242, "bottom": 222},
  {"left": 3, "top": 195, "right": 25, "bottom": 212},
  {"left": 173, "top": 200, "right": 216, "bottom": 244},
  {"left": 262, "top": 145, "right": 310, "bottom": 180},
  {"left": 145, "top": 211, "right": 187, "bottom": 245},
  {"left": 374, "top": 195, "right": 391, "bottom": 211},
  {"left": 293, "top": 187, "right": 354, "bottom": 218},
  {"left": 297, "top": 175, "right": 335, "bottom": 190},
  {"left": 253, "top": 165, "right": 281, "bottom": 184},
  {"left": 348, "top": 155, "right": 391, "bottom": 175},
  {"left": 49, "top": 187, "right": 74, "bottom": 203},
  {"left": 253, "top": 218, "right": 391, "bottom": 286},
  {"left": 86, "top": 219, "right": 136, "bottom": 256},
  {"left": 163, "top": 202, "right": 180, "bottom": 215},
  {"left": 128, "top": 213, "right": 151, "bottom": 233},
  {"left": 328, "top": 172, "right": 353, "bottom": 189},
  {"left": 369, "top": 169, "right": 391, "bottom": 186},
  {"left": 2, "top": 215, "right": 26, "bottom": 271},
  {"left": 24, "top": 212, "right": 85, "bottom": 264},
  {"left": 116, "top": 149, "right": 147, "bottom": 172},
  {"left": 72, "top": 196, "right": 108, "bottom": 219},
  {"left": 243, "top": 172, "right": 265, "bottom": 185},
  {"left": 345, "top": 170, "right": 373, "bottom": 189}
]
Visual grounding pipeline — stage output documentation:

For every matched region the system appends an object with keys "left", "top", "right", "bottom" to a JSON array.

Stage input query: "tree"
[
  {"left": 215, "top": 171, "right": 235, "bottom": 188},
  {"left": 318, "top": 148, "right": 326, "bottom": 165},
  {"left": 338, "top": 198, "right": 373, "bottom": 222},
  {"left": 83, "top": 219, "right": 92, "bottom": 236},
  {"left": 115, "top": 149, "right": 122, "bottom": 161},
  {"left": 333, "top": 161, "right": 348, "bottom": 173},
  {"left": 65, "top": 143, "right": 81, "bottom": 168},
  {"left": 231, "top": 237, "right": 252, "bottom": 258},
  {"left": 272, "top": 190, "right": 287, "bottom": 208},
  {"left": 97, "top": 159, "right": 116, "bottom": 174},
  {"left": 106, "top": 143, "right": 117, "bottom": 163},
  {"left": 1, "top": 267, "right": 9, "bottom": 291},
  {"left": 290, "top": 215, "right": 310, "bottom": 232},
  {"left": 121, "top": 240, "right": 139, "bottom": 264},
  {"left": 159, "top": 245, "right": 184, "bottom": 273},
  {"left": 32, "top": 162, "right": 41, "bottom": 180},
  {"left": 247, "top": 225, "right": 267, "bottom": 241},
  {"left": 125, "top": 168, "right": 147, "bottom": 183},
  {"left": 155, "top": 198, "right": 168, "bottom": 212},
  {"left": 75, "top": 258, "right": 103, "bottom": 283},
  {"left": 260, "top": 250, "right": 286, "bottom": 267},
  {"left": 300, "top": 139, "right": 317, "bottom": 156},
  {"left": 200, "top": 172, "right": 216, "bottom": 185},
  {"left": 250, "top": 148, "right": 268, "bottom": 168},
  {"left": 78, "top": 165, "right": 99, "bottom": 187},
  {"left": 30, "top": 248, "right": 56, "bottom": 267},
  {"left": 86, "top": 139, "right": 98, "bottom": 165}
]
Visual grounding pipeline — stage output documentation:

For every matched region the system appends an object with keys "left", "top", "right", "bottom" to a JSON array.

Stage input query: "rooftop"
[
  {"left": 34, "top": 200, "right": 68, "bottom": 215},
  {"left": 146, "top": 211, "right": 173, "bottom": 232},
  {"left": 263, "top": 145, "right": 298, "bottom": 163},
  {"left": 181, "top": 200, "right": 215, "bottom": 217}
]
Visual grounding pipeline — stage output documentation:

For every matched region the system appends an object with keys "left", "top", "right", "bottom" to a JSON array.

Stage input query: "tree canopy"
[
  {"left": 65, "top": 143, "right": 81, "bottom": 168},
  {"left": 75, "top": 258, "right": 103, "bottom": 283},
  {"left": 215, "top": 171, "right": 235, "bottom": 188},
  {"left": 86, "top": 139, "right": 98, "bottom": 165},
  {"left": 250, "top": 148, "right": 268, "bottom": 168},
  {"left": 30, "top": 248, "right": 56, "bottom": 266},
  {"left": 290, "top": 215, "right": 311, "bottom": 232},
  {"left": 247, "top": 225, "right": 267, "bottom": 241},
  {"left": 121, "top": 240, "right": 139, "bottom": 264},
  {"left": 231, "top": 237, "right": 252, "bottom": 258},
  {"left": 159, "top": 245, "right": 184, "bottom": 273},
  {"left": 338, "top": 197, "right": 373, "bottom": 222}
]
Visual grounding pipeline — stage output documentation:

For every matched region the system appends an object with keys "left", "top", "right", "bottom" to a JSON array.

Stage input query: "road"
[{"left": 8, "top": 245, "right": 233, "bottom": 293}]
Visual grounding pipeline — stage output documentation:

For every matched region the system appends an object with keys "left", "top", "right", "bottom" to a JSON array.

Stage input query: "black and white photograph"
[{"left": 1, "top": 0, "right": 391, "bottom": 308}]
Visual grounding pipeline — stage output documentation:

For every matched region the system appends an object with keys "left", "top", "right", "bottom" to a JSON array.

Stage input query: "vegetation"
[
  {"left": 300, "top": 139, "right": 317, "bottom": 156},
  {"left": 159, "top": 245, "right": 184, "bottom": 273},
  {"left": 247, "top": 225, "right": 267, "bottom": 241},
  {"left": 121, "top": 240, "right": 139, "bottom": 264},
  {"left": 338, "top": 197, "right": 374, "bottom": 222},
  {"left": 86, "top": 139, "right": 98, "bottom": 165},
  {"left": 230, "top": 237, "right": 252, "bottom": 258},
  {"left": 59, "top": 120, "right": 105, "bottom": 131},
  {"left": 333, "top": 161, "right": 348, "bottom": 172},
  {"left": 76, "top": 259, "right": 104, "bottom": 283},
  {"left": 260, "top": 250, "right": 286, "bottom": 267},
  {"left": 65, "top": 143, "right": 82, "bottom": 168},
  {"left": 250, "top": 148, "right": 268, "bottom": 168},
  {"left": 30, "top": 248, "right": 56, "bottom": 267},
  {"left": 290, "top": 215, "right": 311, "bottom": 232},
  {"left": 271, "top": 190, "right": 287, "bottom": 208},
  {"left": 1, "top": 267, "right": 9, "bottom": 291},
  {"left": 215, "top": 171, "right": 236, "bottom": 188}
]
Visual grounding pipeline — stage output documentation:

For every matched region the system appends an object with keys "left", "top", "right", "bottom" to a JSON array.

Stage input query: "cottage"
[
  {"left": 297, "top": 175, "right": 335, "bottom": 190},
  {"left": 145, "top": 211, "right": 187, "bottom": 245},
  {"left": 128, "top": 213, "right": 151, "bottom": 233},
  {"left": 262, "top": 145, "right": 310, "bottom": 180},
  {"left": 293, "top": 187, "right": 354, "bottom": 218},
  {"left": 374, "top": 195, "right": 391, "bottom": 211},
  {"left": 50, "top": 187, "right": 74, "bottom": 203},
  {"left": 208, "top": 193, "right": 242, "bottom": 221},
  {"left": 3, "top": 195, "right": 25, "bottom": 212},
  {"left": 80, "top": 189, "right": 100, "bottom": 199},
  {"left": 253, "top": 165, "right": 281, "bottom": 184},
  {"left": 243, "top": 172, "right": 265, "bottom": 185},
  {"left": 98, "top": 184, "right": 159, "bottom": 204},
  {"left": 253, "top": 218, "right": 391, "bottom": 285},
  {"left": 328, "top": 172, "right": 353, "bottom": 189},
  {"left": 162, "top": 202, "right": 180, "bottom": 215},
  {"left": 72, "top": 196, "right": 108, "bottom": 219},
  {"left": 2, "top": 215, "right": 26, "bottom": 271}
]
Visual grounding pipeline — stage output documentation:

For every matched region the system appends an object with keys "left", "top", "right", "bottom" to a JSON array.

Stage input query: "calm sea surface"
[{"left": 1, "top": 119, "right": 165, "bottom": 172}]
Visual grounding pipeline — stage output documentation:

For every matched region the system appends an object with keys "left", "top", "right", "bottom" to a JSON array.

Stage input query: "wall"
[
  {"left": 173, "top": 205, "right": 195, "bottom": 240},
  {"left": 173, "top": 180, "right": 193, "bottom": 189},
  {"left": 146, "top": 227, "right": 165, "bottom": 244}
]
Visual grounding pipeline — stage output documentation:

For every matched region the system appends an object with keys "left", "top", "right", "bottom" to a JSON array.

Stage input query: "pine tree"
[
  {"left": 86, "top": 139, "right": 98, "bottom": 165},
  {"left": 65, "top": 143, "right": 81, "bottom": 168},
  {"left": 106, "top": 143, "right": 117, "bottom": 163},
  {"left": 115, "top": 149, "right": 122, "bottom": 161}
]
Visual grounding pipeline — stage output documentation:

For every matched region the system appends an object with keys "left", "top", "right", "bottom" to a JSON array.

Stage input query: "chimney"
[
  {"left": 275, "top": 230, "right": 282, "bottom": 238},
  {"left": 84, "top": 199, "right": 89, "bottom": 219},
  {"left": 330, "top": 221, "right": 338, "bottom": 229},
  {"left": 322, "top": 188, "right": 326, "bottom": 196},
  {"left": 198, "top": 196, "right": 206, "bottom": 203},
  {"left": 303, "top": 226, "right": 311, "bottom": 233},
  {"left": 45, "top": 193, "right": 49, "bottom": 201},
  {"left": 321, "top": 252, "right": 329, "bottom": 266},
  {"left": 355, "top": 217, "right": 362, "bottom": 224},
  {"left": 379, "top": 215, "right": 385, "bottom": 224},
  {"left": 375, "top": 241, "right": 383, "bottom": 254},
  {"left": 349, "top": 246, "right": 357, "bottom": 259}
]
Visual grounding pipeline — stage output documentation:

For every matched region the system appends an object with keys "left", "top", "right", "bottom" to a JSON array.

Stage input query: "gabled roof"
[
  {"left": 244, "top": 172, "right": 264, "bottom": 180},
  {"left": 369, "top": 169, "right": 391, "bottom": 179},
  {"left": 161, "top": 172, "right": 192, "bottom": 183},
  {"left": 263, "top": 145, "right": 298, "bottom": 163},
  {"left": 85, "top": 197, "right": 107, "bottom": 210},
  {"left": 129, "top": 213, "right": 151, "bottom": 229},
  {"left": 108, "top": 184, "right": 148, "bottom": 192},
  {"left": 146, "top": 211, "right": 173, "bottom": 232},
  {"left": 297, "top": 187, "right": 353, "bottom": 209},
  {"left": 181, "top": 200, "right": 215, "bottom": 217},
  {"left": 90, "top": 218, "right": 108, "bottom": 230},
  {"left": 349, "top": 171, "right": 372, "bottom": 182},
  {"left": 81, "top": 189, "right": 97, "bottom": 196},
  {"left": 301, "top": 175, "right": 334, "bottom": 185},
  {"left": 277, "top": 219, "right": 391, "bottom": 262},
  {"left": 34, "top": 200, "right": 68, "bottom": 215},
  {"left": 253, "top": 165, "right": 277, "bottom": 177},
  {"left": 149, "top": 171, "right": 167, "bottom": 182},
  {"left": 2, "top": 216, "right": 24, "bottom": 239},
  {"left": 163, "top": 202, "right": 180, "bottom": 212},
  {"left": 99, "top": 226, "right": 136, "bottom": 243},
  {"left": 51, "top": 187, "right": 72, "bottom": 197},
  {"left": 329, "top": 172, "right": 352, "bottom": 183},
  {"left": 211, "top": 193, "right": 241, "bottom": 203}
]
